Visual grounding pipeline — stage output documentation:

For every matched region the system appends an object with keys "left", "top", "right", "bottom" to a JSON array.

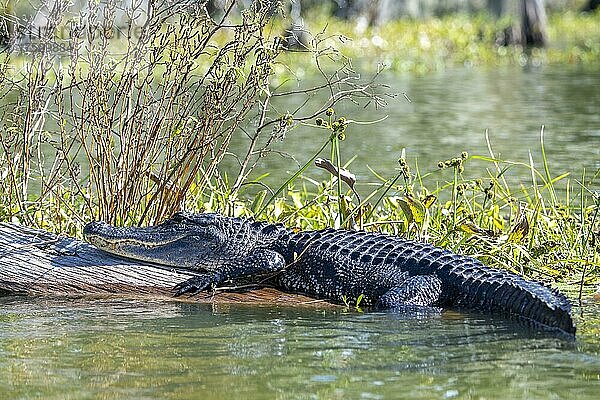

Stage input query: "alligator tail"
[{"left": 430, "top": 252, "right": 576, "bottom": 335}]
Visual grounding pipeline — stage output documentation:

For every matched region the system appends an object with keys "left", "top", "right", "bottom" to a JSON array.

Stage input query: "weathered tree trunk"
[
  {"left": 0, "top": 223, "right": 323, "bottom": 306},
  {"left": 521, "top": 0, "right": 548, "bottom": 47}
]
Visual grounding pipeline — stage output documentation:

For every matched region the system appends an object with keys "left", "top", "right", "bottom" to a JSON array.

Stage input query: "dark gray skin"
[{"left": 83, "top": 212, "right": 576, "bottom": 336}]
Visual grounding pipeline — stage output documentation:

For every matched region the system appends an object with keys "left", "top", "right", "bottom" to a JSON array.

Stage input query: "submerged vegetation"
[{"left": 0, "top": 1, "right": 598, "bottom": 292}]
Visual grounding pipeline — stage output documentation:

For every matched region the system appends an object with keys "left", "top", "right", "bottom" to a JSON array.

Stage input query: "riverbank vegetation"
[
  {"left": 0, "top": 1, "right": 597, "bottom": 291},
  {"left": 277, "top": 8, "right": 600, "bottom": 74}
]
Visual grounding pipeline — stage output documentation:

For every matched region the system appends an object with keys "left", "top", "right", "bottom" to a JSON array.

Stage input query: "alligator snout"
[{"left": 83, "top": 220, "right": 151, "bottom": 244}]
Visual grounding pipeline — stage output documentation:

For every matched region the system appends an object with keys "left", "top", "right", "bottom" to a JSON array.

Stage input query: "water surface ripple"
[{"left": 0, "top": 295, "right": 598, "bottom": 399}]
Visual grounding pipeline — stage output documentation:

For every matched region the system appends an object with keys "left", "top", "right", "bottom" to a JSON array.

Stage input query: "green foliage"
[
  {"left": 341, "top": 294, "right": 364, "bottom": 312},
  {"left": 277, "top": 11, "right": 600, "bottom": 74},
  {"left": 0, "top": 1, "right": 382, "bottom": 228}
]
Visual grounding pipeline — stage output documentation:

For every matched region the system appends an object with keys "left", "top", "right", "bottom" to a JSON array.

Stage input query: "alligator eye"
[
  {"left": 170, "top": 212, "right": 189, "bottom": 222},
  {"left": 170, "top": 212, "right": 204, "bottom": 226}
]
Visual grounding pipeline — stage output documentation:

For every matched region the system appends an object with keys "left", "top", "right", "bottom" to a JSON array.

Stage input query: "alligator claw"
[{"left": 173, "top": 275, "right": 215, "bottom": 297}]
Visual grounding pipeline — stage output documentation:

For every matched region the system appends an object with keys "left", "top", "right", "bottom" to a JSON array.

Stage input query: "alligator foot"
[{"left": 173, "top": 273, "right": 221, "bottom": 297}]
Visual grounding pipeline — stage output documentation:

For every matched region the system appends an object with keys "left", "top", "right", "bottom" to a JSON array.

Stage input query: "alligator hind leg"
[
  {"left": 174, "top": 249, "right": 286, "bottom": 296},
  {"left": 375, "top": 275, "right": 443, "bottom": 310}
]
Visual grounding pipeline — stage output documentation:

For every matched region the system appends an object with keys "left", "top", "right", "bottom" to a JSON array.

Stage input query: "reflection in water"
[{"left": 0, "top": 296, "right": 598, "bottom": 399}]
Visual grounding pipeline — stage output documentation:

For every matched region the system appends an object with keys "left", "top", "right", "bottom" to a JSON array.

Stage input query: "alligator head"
[{"left": 83, "top": 212, "right": 287, "bottom": 271}]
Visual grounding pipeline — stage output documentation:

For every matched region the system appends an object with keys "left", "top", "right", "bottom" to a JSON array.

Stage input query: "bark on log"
[{"left": 0, "top": 223, "right": 327, "bottom": 306}]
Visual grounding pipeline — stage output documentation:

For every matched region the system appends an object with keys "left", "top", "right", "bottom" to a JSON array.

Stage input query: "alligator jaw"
[
  {"left": 84, "top": 221, "right": 188, "bottom": 247},
  {"left": 83, "top": 221, "right": 203, "bottom": 268}
]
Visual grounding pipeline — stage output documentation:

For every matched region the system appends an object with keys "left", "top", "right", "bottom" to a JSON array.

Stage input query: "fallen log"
[{"left": 0, "top": 222, "right": 326, "bottom": 306}]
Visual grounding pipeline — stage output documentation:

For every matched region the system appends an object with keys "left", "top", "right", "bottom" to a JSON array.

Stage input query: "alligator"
[{"left": 83, "top": 212, "right": 576, "bottom": 335}]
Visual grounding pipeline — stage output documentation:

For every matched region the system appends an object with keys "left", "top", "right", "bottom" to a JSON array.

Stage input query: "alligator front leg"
[
  {"left": 173, "top": 272, "right": 224, "bottom": 296},
  {"left": 174, "top": 249, "right": 286, "bottom": 296},
  {"left": 375, "top": 275, "right": 443, "bottom": 310}
]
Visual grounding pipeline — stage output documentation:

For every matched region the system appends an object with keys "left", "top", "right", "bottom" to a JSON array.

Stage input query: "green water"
[
  {"left": 1, "top": 295, "right": 598, "bottom": 399},
  {"left": 3, "top": 65, "right": 598, "bottom": 195},
  {"left": 236, "top": 66, "right": 600, "bottom": 191}
]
